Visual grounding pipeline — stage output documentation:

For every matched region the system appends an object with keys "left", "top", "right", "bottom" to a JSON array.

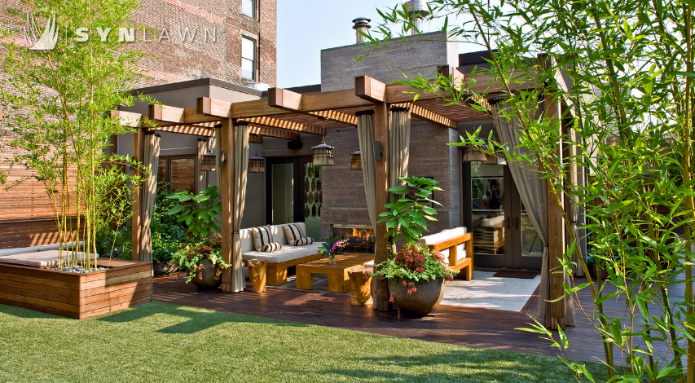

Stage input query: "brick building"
[{"left": 0, "top": 0, "right": 277, "bottom": 87}]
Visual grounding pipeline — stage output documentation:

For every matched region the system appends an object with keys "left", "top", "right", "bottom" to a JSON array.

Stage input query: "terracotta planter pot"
[
  {"left": 391, "top": 277, "right": 446, "bottom": 318},
  {"left": 191, "top": 259, "right": 221, "bottom": 290}
]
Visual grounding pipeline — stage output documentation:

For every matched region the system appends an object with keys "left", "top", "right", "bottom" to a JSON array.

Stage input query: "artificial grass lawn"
[{"left": 0, "top": 302, "right": 604, "bottom": 382}]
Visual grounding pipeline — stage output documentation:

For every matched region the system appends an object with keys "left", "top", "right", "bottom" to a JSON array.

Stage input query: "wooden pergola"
[{"left": 114, "top": 65, "right": 570, "bottom": 327}]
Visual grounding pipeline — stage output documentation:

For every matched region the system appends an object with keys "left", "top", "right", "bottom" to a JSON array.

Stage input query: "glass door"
[
  {"left": 466, "top": 162, "right": 509, "bottom": 268},
  {"left": 463, "top": 161, "right": 542, "bottom": 270},
  {"left": 265, "top": 157, "right": 316, "bottom": 233}
]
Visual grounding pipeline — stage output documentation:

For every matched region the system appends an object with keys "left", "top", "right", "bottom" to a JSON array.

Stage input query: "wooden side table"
[
  {"left": 295, "top": 253, "right": 374, "bottom": 294},
  {"left": 348, "top": 267, "right": 373, "bottom": 306},
  {"left": 244, "top": 259, "right": 267, "bottom": 293}
]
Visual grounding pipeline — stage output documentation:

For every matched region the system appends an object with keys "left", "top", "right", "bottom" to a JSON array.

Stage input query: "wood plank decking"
[{"left": 152, "top": 274, "right": 632, "bottom": 363}]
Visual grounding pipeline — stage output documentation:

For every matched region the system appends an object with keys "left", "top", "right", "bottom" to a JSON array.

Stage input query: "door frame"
[
  {"left": 265, "top": 156, "right": 313, "bottom": 225},
  {"left": 462, "top": 161, "right": 542, "bottom": 270}
]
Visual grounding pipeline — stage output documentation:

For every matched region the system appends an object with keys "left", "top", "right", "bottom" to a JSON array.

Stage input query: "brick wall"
[
  {"left": 321, "top": 32, "right": 458, "bottom": 92},
  {"left": 320, "top": 122, "right": 462, "bottom": 240},
  {"left": 0, "top": 0, "right": 277, "bottom": 88}
]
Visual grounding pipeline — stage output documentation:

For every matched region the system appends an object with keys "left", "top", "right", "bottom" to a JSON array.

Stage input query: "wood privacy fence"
[{"left": 0, "top": 152, "right": 79, "bottom": 249}]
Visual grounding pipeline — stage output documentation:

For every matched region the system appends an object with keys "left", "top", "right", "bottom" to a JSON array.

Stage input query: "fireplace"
[{"left": 331, "top": 224, "right": 375, "bottom": 253}]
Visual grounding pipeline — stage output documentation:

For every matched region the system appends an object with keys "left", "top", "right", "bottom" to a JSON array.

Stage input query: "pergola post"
[
  {"left": 545, "top": 90, "right": 566, "bottom": 330},
  {"left": 220, "top": 118, "right": 236, "bottom": 293},
  {"left": 373, "top": 102, "right": 391, "bottom": 311},
  {"left": 131, "top": 128, "right": 145, "bottom": 262}
]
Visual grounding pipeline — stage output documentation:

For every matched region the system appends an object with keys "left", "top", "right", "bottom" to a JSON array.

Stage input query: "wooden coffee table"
[{"left": 295, "top": 253, "right": 374, "bottom": 293}]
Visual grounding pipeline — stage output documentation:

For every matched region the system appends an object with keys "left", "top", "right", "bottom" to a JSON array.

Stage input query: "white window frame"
[
  {"left": 241, "top": 36, "right": 257, "bottom": 81},
  {"left": 242, "top": 0, "right": 256, "bottom": 18}
]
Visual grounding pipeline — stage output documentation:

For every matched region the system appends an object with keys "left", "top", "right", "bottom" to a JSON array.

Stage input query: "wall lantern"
[
  {"left": 312, "top": 138, "right": 335, "bottom": 166},
  {"left": 350, "top": 151, "right": 362, "bottom": 170}
]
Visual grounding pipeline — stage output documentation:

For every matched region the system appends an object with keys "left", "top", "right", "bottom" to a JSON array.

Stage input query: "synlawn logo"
[{"left": 24, "top": 12, "right": 58, "bottom": 51}]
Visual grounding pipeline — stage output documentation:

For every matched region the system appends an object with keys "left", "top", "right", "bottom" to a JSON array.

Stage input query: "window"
[
  {"left": 242, "top": 0, "right": 255, "bottom": 17},
  {"left": 242, "top": 37, "right": 256, "bottom": 80},
  {"left": 157, "top": 156, "right": 196, "bottom": 193}
]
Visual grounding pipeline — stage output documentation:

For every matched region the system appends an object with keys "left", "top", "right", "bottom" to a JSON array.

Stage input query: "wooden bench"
[{"left": 420, "top": 228, "right": 474, "bottom": 280}]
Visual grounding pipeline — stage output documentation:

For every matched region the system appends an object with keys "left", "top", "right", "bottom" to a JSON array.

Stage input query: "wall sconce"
[
  {"left": 375, "top": 141, "right": 383, "bottom": 161},
  {"left": 219, "top": 151, "right": 227, "bottom": 167}
]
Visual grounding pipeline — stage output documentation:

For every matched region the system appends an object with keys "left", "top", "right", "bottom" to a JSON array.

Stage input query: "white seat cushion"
[
  {"left": 0, "top": 250, "right": 90, "bottom": 267},
  {"left": 0, "top": 242, "right": 80, "bottom": 257},
  {"left": 481, "top": 216, "right": 504, "bottom": 229},
  {"left": 239, "top": 222, "right": 310, "bottom": 253},
  {"left": 419, "top": 227, "right": 469, "bottom": 262},
  {"left": 242, "top": 242, "right": 324, "bottom": 264}
]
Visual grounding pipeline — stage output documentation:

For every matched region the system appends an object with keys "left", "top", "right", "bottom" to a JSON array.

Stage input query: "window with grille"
[{"left": 242, "top": 37, "right": 256, "bottom": 80}]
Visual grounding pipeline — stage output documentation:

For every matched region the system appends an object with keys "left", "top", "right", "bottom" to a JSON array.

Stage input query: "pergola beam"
[
  {"left": 245, "top": 116, "right": 326, "bottom": 136},
  {"left": 149, "top": 104, "right": 222, "bottom": 126},
  {"left": 246, "top": 125, "right": 300, "bottom": 141},
  {"left": 357, "top": 77, "right": 457, "bottom": 129},
  {"left": 268, "top": 88, "right": 361, "bottom": 126}
]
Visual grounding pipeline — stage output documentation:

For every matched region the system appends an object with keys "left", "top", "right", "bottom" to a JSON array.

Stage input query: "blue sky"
[{"left": 276, "top": 0, "right": 473, "bottom": 88}]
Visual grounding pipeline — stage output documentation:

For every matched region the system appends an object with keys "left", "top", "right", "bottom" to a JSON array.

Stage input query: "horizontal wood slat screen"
[
  {"left": 0, "top": 219, "right": 78, "bottom": 249},
  {"left": 0, "top": 152, "right": 78, "bottom": 222}
]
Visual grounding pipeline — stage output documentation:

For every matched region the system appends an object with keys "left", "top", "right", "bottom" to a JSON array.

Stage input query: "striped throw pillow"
[
  {"left": 262, "top": 242, "right": 282, "bottom": 253},
  {"left": 282, "top": 224, "right": 306, "bottom": 246},
  {"left": 251, "top": 226, "right": 273, "bottom": 252},
  {"left": 293, "top": 237, "right": 314, "bottom": 246}
]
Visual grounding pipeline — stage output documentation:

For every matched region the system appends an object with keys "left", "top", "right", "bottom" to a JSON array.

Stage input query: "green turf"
[{"left": 0, "top": 302, "right": 603, "bottom": 382}]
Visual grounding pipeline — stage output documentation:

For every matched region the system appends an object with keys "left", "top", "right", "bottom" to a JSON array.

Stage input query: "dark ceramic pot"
[
  {"left": 391, "top": 277, "right": 446, "bottom": 318},
  {"left": 191, "top": 259, "right": 221, "bottom": 290}
]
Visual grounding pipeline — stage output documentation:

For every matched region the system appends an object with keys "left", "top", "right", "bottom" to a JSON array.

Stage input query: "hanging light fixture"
[
  {"left": 248, "top": 141, "right": 266, "bottom": 173},
  {"left": 312, "top": 138, "right": 335, "bottom": 166},
  {"left": 350, "top": 150, "right": 362, "bottom": 170},
  {"left": 312, "top": 118, "right": 334, "bottom": 166},
  {"left": 201, "top": 151, "right": 217, "bottom": 172},
  {"left": 461, "top": 143, "right": 487, "bottom": 162}
]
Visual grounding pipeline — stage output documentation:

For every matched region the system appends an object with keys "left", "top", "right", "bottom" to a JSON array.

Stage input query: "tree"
[
  {"left": 368, "top": 0, "right": 695, "bottom": 381},
  {"left": 0, "top": 0, "right": 150, "bottom": 269}
]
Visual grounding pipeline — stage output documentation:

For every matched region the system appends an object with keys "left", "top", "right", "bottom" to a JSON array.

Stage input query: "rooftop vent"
[
  {"left": 352, "top": 17, "right": 371, "bottom": 44},
  {"left": 405, "top": 0, "right": 430, "bottom": 35}
]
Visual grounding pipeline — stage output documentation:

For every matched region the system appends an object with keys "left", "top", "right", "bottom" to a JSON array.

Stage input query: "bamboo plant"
[
  {"left": 366, "top": 0, "right": 695, "bottom": 381},
  {"left": 0, "top": 0, "right": 149, "bottom": 270}
]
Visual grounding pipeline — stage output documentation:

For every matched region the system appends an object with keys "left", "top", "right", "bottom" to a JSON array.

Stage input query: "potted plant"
[
  {"left": 171, "top": 235, "right": 229, "bottom": 289},
  {"left": 318, "top": 236, "right": 349, "bottom": 264},
  {"left": 371, "top": 176, "right": 456, "bottom": 317},
  {"left": 166, "top": 186, "right": 226, "bottom": 289}
]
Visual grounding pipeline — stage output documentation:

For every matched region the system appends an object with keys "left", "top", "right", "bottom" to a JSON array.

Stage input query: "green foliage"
[
  {"left": 371, "top": 242, "right": 456, "bottom": 284},
  {"left": 170, "top": 235, "right": 229, "bottom": 283},
  {"left": 377, "top": 176, "right": 442, "bottom": 246},
  {"left": 370, "top": 0, "right": 695, "bottom": 380},
  {"left": 317, "top": 236, "right": 348, "bottom": 258},
  {"left": 166, "top": 186, "right": 222, "bottom": 239},
  {"left": 0, "top": 0, "right": 150, "bottom": 269}
]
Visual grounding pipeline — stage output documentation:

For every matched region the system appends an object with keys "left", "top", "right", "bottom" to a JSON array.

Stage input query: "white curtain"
[
  {"left": 492, "top": 102, "right": 575, "bottom": 328},
  {"left": 214, "top": 126, "right": 222, "bottom": 194},
  {"left": 389, "top": 107, "right": 411, "bottom": 193},
  {"left": 356, "top": 111, "right": 377, "bottom": 229},
  {"left": 231, "top": 122, "right": 250, "bottom": 292},
  {"left": 197, "top": 138, "right": 210, "bottom": 192},
  {"left": 139, "top": 132, "right": 160, "bottom": 263}
]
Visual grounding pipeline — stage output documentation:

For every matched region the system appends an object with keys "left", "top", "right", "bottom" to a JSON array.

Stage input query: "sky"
[{"left": 275, "top": 0, "right": 474, "bottom": 88}]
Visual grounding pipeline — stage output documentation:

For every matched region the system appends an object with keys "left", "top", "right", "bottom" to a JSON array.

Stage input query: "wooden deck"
[{"left": 152, "top": 274, "right": 632, "bottom": 363}]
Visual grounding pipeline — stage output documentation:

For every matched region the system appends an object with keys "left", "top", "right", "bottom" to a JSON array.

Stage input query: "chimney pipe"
[
  {"left": 352, "top": 17, "right": 371, "bottom": 43},
  {"left": 405, "top": 0, "right": 430, "bottom": 35}
]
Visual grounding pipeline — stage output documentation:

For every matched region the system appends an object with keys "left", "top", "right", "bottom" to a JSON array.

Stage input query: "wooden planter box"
[{"left": 0, "top": 259, "right": 152, "bottom": 319}]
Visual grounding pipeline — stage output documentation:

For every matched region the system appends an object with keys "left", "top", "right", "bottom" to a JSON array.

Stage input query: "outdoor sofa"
[{"left": 239, "top": 222, "right": 324, "bottom": 286}]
